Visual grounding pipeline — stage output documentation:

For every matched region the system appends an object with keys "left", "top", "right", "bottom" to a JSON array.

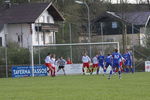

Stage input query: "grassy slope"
[{"left": 0, "top": 72, "right": 150, "bottom": 100}]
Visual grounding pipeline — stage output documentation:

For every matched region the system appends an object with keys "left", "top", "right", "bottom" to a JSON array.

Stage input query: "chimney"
[{"left": 4, "top": 0, "right": 11, "bottom": 9}]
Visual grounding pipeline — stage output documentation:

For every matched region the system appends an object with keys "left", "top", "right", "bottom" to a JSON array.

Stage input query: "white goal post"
[{"left": 30, "top": 42, "right": 119, "bottom": 77}]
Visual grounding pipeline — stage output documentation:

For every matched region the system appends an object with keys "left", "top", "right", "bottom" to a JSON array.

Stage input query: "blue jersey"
[
  {"left": 112, "top": 52, "right": 122, "bottom": 63},
  {"left": 123, "top": 52, "right": 132, "bottom": 61},
  {"left": 105, "top": 55, "right": 112, "bottom": 63},
  {"left": 123, "top": 53, "right": 128, "bottom": 61},
  {"left": 127, "top": 52, "right": 132, "bottom": 61},
  {"left": 97, "top": 55, "right": 104, "bottom": 64},
  {"left": 123, "top": 52, "right": 132, "bottom": 66},
  {"left": 105, "top": 55, "right": 113, "bottom": 68}
]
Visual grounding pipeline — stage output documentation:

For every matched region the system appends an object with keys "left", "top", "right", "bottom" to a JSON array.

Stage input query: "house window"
[
  {"left": 18, "top": 35, "right": 20, "bottom": 42},
  {"left": 47, "top": 16, "right": 50, "bottom": 23},
  {"left": 49, "top": 36, "right": 53, "bottom": 43},
  {"left": 36, "top": 34, "right": 38, "bottom": 42},
  {"left": 0, "top": 37, "right": 2, "bottom": 46},
  {"left": 17, "top": 35, "right": 23, "bottom": 43},
  {"left": 43, "top": 16, "right": 45, "bottom": 23},
  {"left": 112, "top": 22, "right": 117, "bottom": 29},
  {"left": 41, "top": 16, "right": 45, "bottom": 23},
  {"left": 41, "top": 34, "right": 43, "bottom": 41}
]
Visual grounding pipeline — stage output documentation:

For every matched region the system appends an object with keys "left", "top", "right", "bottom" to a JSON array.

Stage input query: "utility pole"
[
  {"left": 147, "top": 0, "right": 150, "bottom": 10},
  {"left": 122, "top": 24, "right": 127, "bottom": 52},
  {"left": 100, "top": 22, "right": 104, "bottom": 54},
  {"left": 120, "top": 0, "right": 127, "bottom": 53},
  {"left": 69, "top": 23, "right": 73, "bottom": 61},
  {"left": 4, "top": 24, "right": 8, "bottom": 78},
  {"left": 75, "top": 0, "right": 92, "bottom": 57}
]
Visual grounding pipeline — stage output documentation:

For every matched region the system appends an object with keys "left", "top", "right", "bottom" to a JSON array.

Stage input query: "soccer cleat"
[
  {"left": 83, "top": 73, "right": 85, "bottom": 75},
  {"left": 108, "top": 76, "right": 111, "bottom": 80},
  {"left": 108, "top": 74, "right": 111, "bottom": 80},
  {"left": 119, "top": 75, "right": 121, "bottom": 79}
]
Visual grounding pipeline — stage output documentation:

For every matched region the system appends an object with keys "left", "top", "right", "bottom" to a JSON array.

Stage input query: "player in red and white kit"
[
  {"left": 120, "top": 56, "right": 126, "bottom": 72},
  {"left": 82, "top": 52, "right": 91, "bottom": 75},
  {"left": 50, "top": 54, "right": 56, "bottom": 76},
  {"left": 91, "top": 55, "right": 99, "bottom": 74},
  {"left": 44, "top": 53, "right": 54, "bottom": 77}
]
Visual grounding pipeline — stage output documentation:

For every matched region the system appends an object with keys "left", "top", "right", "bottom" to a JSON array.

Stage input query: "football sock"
[
  {"left": 97, "top": 69, "right": 99, "bottom": 74},
  {"left": 104, "top": 69, "right": 106, "bottom": 73},
  {"left": 126, "top": 68, "right": 129, "bottom": 73},
  {"left": 50, "top": 70, "right": 53, "bottom": 76},
  {"left": 110, "top": 70, "right": 112, "bottom": 75},
  {"left": 131, "top": 68, "right": 134, "bottom": 73},
  {"left": 92, "top": 68, "right": 94, "bottom": 72},
  {"left": 118, "top": 71, "right": 121, "bottom": 75},
  {"left": 82, "top": 68, "right": 85, "bottom": 73}
]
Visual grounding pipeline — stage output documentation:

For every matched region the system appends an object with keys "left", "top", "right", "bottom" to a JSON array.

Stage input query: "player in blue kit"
[
  {"left": 105, "top": 54, "right": 113, "bottom": 69},
  {"left": 123, "top": 51, "right": 129, "bottom": 72},
  {"left": 108, "top": 49, "right": 122, "bottom": 79},
  {"left": 97, "top": 53, "right": 105, "bottom": 75},
  {"left": 124, "top": 49, "right": 134, "bottom": 73}
]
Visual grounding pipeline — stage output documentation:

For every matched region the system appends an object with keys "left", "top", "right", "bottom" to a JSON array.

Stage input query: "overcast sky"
[{"left": 111, "top": 0, "right": 148, "bottom": 4}]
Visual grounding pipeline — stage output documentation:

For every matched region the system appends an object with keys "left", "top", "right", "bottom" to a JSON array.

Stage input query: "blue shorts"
[
  {"left": 98, "top": 63, "right": 104, "bottom": 68},
  {"left": 124, "top": 60, "right": 128, "bottom": 66},
  {"left": 127, "top": 60, "right": 132, "bottom": 66},
  {"left": 113, "top": 62, "right": 121, "bottom": 68},
  {"left": 105, "top": 62, "right": 112, "bottom": 68}
]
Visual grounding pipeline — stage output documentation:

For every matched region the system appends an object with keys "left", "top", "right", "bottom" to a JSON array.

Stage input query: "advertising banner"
[
  {"left": 56, "top": 64, "right": 111, "bottom": 75},
  {"left": 56, "top": 64, "right": 83, "bottom": 75},
  {"left": 12, "top": 65, "right": 47, "bottom": 78},
  {"left": 145, "top": 61, "right": 150, "bottom": 72}
]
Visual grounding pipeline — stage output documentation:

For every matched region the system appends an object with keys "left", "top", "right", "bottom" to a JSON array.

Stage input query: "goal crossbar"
[{"left": 33, "top": 42, "right": 119, "bottom": 47}]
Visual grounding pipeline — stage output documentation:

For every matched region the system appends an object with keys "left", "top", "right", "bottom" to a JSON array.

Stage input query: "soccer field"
[{"left": 0, "top": 72, "right": 150, "bottom": 100}]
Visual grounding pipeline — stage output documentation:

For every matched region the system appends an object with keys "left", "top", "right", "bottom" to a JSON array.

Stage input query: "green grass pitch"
[{"left": 0, "top": 72, "right": 150, "bottom": 100}]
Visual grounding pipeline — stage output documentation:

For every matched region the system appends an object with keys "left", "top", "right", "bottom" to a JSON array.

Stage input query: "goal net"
[{"left": 28, "top": 42, "right": 119, "bottom": 76}]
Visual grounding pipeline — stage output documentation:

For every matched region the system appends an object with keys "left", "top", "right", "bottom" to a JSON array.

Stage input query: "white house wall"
[
  {"left": 7, "top": 24, "right": 32, "bottom": 48},
  {"left": 5, "top": 10, "right": 57, "bottom": 48},
  {"left": 35, "top": 10, "right": 54, "bottom": 23},
  {"left": 33, "top": 31, "right": 55, "bottom": 45},
  {"left": 33, "top": 10, "right": 56, "bottom": 45},
  {"left": 0, "top": 28, "right": 5, "bottom": 46},
  {"left": 79, "top": 33, "right": 145, "bottom": 47}
]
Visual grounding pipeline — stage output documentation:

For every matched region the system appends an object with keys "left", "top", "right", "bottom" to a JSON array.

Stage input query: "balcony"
[{"left": 35, "top": 23, "right": 59, "bottom": 32}]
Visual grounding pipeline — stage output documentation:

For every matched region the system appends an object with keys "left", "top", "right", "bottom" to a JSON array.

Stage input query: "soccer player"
[
  {"left": 66, "top": 57, "right": 73, "bottom": 64},
  {"left": 44, "top": 53, "right": 54, "bottom": 77},
  {"left": 91, "top": 55, "right": 99, "bottom": 74},
  {"left": 120, "top": 56, "right": 126, "bottom": 72},
  {"left": 123, "top": 51, "right": 128, "bottom": 73},
  {"left": 124, "top": 49, "right": 134, "bottom": 73},
  {"left": 105, "top": 54, "right": 113, "bottom": 72},
  {"left": 82, "top": 52, "right": 91, "bottom": 75},
  {"left": 97, "top": 52, "right": 105, "bottom": 75},
  {"left": 50, "top": 54, "right": 56, "bottom": 76},
  {"left": 109, "top": 49, "right": 122, "bottom": 79},
  {"left": 57, "top": 56, "right": 67, "bottom": 75}
]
